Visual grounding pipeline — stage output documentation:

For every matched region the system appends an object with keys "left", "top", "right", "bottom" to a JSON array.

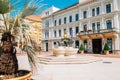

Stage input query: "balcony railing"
[{"left": 78, "top": 28, "right": 118, "bottom": 36}]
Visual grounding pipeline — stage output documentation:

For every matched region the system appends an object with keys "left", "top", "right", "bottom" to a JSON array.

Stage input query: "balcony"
[{"left": 77, "top": 28, "right": 119, "bottom": 39}]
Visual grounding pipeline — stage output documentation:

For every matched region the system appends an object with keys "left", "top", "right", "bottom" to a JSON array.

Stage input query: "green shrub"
[
  {"left": 79, "top": 44, "right": 84, "bottom": 50},
  {"left": 104, "top": 43, "right": 110, "bottom": 50}
]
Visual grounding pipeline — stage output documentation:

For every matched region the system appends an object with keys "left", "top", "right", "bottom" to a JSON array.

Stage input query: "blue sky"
[
  {"left": 42, "top": 0, "right": 78, "bottom": 9},
  {"left": 10, "top": 0, "right": 78, "bottom": 16},
  {"left": 37, "top": 0, "right": 78, "bottom": 14}
]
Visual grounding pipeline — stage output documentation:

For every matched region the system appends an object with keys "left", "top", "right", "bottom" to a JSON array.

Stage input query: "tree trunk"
[{"left": 0, "top": 32, "right": 18, "bottom": 75}]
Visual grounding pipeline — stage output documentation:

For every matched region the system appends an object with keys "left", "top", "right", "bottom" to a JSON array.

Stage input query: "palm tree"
[{"left": 0, "top": 0, "right": 45, "bottom": 76}]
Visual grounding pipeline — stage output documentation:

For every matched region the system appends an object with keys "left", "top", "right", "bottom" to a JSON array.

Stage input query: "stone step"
[
  {"left": 39, "top": 55, "right": 94, "bottom": 59},
  {"left": 39, "top": 59, "right": 101, "bottom": 64},
  {"left": 39, "top": 57, "right": 98, "bottom": 62},
  {"left": 38, "top": 55, "right": 102, "bottom": 64}
]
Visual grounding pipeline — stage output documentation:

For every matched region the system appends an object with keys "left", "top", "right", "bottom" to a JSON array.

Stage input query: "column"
[
  {"left": 79, "top": 8, "right": 82, "bottom": 19},
  {"left": 61, "top": 28, "right": 64, "bottom": 38},
  {"left": 49, "top": 29, "right": 51, "bottom": 39},
  {"left": 79, "top": 22, "right": 82, "bottom": 31},
  {"left": 101, "top": 17, "right": 105, "bottom": 29},
  {"left": 72, "top": 27, "right": 75, "bottom": 37},
  {"left": 114, "top": 34, "right": 120, "bottom": 54},
  {"left": 88, "top": 20, "right": 91, "bottom": 30},
  {"left": 88, "top": 5, "right": 91, "bottom": 17},
  {"left": 101, "top": 0, "right": 104, "bottom": 14},
  {"left": 66, "top": 27, "right": 69, "bottom": 37},
  {"left": 113, "top": 0, "right": 118, "bottom": 11},
  {"left": 51, "top": 29, "right": 53, "bottom": 39},
  {"left": 56, "top": 29, "right": 59, "bottom": 38},
  {"left": 114, "top": 13, "right": 119, "bottom": 30}
]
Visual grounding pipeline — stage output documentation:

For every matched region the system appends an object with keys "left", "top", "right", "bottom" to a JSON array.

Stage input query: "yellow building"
[{"left": 25, "top": 15, "right": 42, "bottom": 48}]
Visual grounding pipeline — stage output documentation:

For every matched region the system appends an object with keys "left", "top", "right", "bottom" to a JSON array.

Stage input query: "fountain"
[
  {"left": 53, "top": 29, "right": 78, "bottom": 57},
  {"left": 39, "top": 29, "right": 101, "bottom": 64}
]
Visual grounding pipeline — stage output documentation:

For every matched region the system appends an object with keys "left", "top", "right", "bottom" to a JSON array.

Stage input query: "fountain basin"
[
  {"left": 53, "top": 47, "right": 78, "bottom": 56},
  {"left": 53, "top": 46, "right": 65, "bottom": 56},
  {"left": 65, "top": 47, "right": 78, "bottom": 56}
]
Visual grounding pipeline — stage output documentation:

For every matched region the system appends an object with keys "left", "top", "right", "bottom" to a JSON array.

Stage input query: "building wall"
[
  {"left": 25, "top": 16, "right": 42, "bottom": 48},
  {"left": 42, "top": 0, "right": 120, "bottom": 54}
]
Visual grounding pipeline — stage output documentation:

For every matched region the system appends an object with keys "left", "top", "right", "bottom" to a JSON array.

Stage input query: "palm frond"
[
  {"left": 0, "top": 0, "right": 12, "bottom": 14},
  {"left": 0, "top": 0, "right": 44, "bottom": 72},
  {"left": 21, "top": 6, "right": 37, "bottom": 18},
  {"left": 21, "top": 0, "right": 45, "bottom": 18},
  {"left": 23, "top": 45, "right": 37, "bottom": 71}
]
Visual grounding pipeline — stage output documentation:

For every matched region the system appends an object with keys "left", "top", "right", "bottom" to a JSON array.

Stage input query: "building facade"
[
  {"left": 25, "top": 15, "right": 42, "bottom": 47},
  {"left": 42, "top": 0, "right": 120, "bottom": 54}
]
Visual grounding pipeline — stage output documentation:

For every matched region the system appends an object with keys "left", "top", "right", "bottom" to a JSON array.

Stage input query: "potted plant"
[
  {"left": 103, "top": 43, "right": 110, "bottom": 55},
  {"left": 79, "top": 44, "right": 84, "bottom": 54},
  {"left": 0, "top": 0, "right": 44, "bottom": 79}
]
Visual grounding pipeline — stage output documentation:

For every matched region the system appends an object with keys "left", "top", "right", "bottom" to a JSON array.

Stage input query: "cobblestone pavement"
[{"left": 17, "top": 51, "right": 120, "bottom": 80}]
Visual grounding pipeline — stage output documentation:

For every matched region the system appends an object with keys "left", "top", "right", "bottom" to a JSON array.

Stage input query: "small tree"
[
  {"left": 104, "top": 43, "right": 110, "bottom": 51},
  {"left": 79, "top": 44, "right": 84, "bottom": 51},
  {"left": 103, "top": 43, "right": 110, "bottom": 55},
  {"left": 0, "top": 0, "right": 45, "bottom": 77}
]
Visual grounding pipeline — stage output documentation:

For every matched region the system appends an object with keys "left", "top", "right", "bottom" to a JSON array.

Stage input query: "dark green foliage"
[
  {"left": 60, "top": 38, "right": 74, "bottom": 47},
  {"left": 104, "top": 43, "right": 110, "bottom": 50},
  {"left": 79, "top": 44, "right": 84, "bottom": 50}
]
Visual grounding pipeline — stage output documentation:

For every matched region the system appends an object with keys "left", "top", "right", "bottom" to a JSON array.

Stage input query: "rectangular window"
[
  {"left": 83, "top": 11, "right": 87, "bottom": 18},
  {"left": 92, "top": 23, "right": 96, "bottom": 31},
  {"left": 75, "top": 14, "right": 79, "bottom": 21},
  {"left": 83, "top": 25, "right": 87, "bottom": 32},
  {"left": 45, "top": 11, "right": 49, "bottom": 16},
  {"left": 69, "top": 16, "right": 72, "bottom": 22},
  {"left": 92, "top": 8, "right": 95, "bottom": 16},
  {"left": 64, "top": 17, "right": 67, "bottom": 24},
  {"left": 54, "top": 20, "right": 57, "bottom": 26},
  {"left": 106, "top": 4, "right": 111, "bottom": 13},
  {"left": 45, "top": 32, "right": 49, "bottom": 38},
  {"left": 106, "top": 20, "right": 112, "bottom": 29},
  {"left": 76, "top": 26, "right": 79, "bottom": 34},
  {"left": 45, "top": 21, "right": 49, "bottom": 28},
  {"left": 59, "top": 19, "right": 61, "bottom": 25},
  {"left": 64, "top": 29, "right": 66, "bottom": 34},
  {"left": 54, "top": 31, "right": 56, "bottom": 37},
  {"left": 97, "top": 22, "right": 100, "bottom": 30},
  {"left": 69, "top": 28, "right": 73, "bottom": 37},
  {"left": 59, "top": 30, "right": 61, "bottom": 37},
  {"left": 96, "top": 7, "right": 100, "bottom": 15}
]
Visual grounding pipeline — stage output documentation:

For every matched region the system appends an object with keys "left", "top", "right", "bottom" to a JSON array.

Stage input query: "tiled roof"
[{"left": 25, "top": 14, "right": 42, "bottom": 22}]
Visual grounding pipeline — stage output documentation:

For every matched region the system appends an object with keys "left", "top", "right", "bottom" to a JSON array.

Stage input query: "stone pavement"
[{"left": 17, "top": 51, "right": 120, "bottom": 80}]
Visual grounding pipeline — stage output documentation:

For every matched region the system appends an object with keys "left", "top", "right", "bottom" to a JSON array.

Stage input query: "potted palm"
[
  {"left": 104, "top": 43, "right": 110, "bottom": 55},
  {"left": 0, "top": 0, "right": 45, "bottom": 79},
  {"left": 79, "top": 44, "right": 84, "bottom": 54}
]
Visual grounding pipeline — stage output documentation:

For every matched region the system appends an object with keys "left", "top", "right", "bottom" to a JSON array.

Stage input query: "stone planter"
[
  {"left": 104, "top": 50, "right": 109, "bottom": 55},
  {"left": 0, "top": 70, "right": 32, "bottom": 80},
  {"left": 80, "top": 50, "right": 84, "bottom": 54},
  {"left": 53, "top": 46, "right": 65, "bottom": 56},
  {"left": 65, "top": 47, "right": 78, "bottom": 56}
]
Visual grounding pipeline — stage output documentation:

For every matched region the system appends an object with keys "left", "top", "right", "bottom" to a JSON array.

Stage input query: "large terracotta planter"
[
  {"left": 53, "top": 46, "right": 65, "bottom": 56},
  {"left": 0, "top": 70, "right": 32, "bottom": 80},
  {"left": 104, "top": 50, "right": 109, "bottom": 55},
  {"left": 80, "top": 50, "right": 84, "bottom": 54},
  {"left": 65, "top": 47, "right": 78, "bottom": 56}
]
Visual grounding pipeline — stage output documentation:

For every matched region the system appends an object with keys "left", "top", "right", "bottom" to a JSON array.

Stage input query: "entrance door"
[
  {"left": 92, "top": 39, "right": 102, "bottom": 53},
  {"left": 75, "top": 40, "right": 79, "bottom": 48},
  {"left": 46, "top": 43, "right": 48, "bottom": 51}
]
